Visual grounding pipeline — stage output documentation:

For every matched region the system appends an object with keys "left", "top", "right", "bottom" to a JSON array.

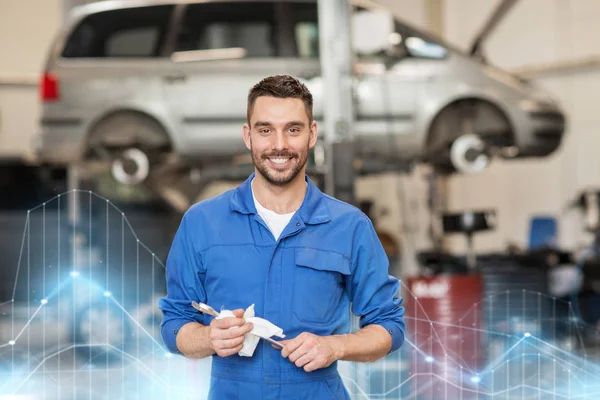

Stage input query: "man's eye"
[
  {"left": 289, "top": 128, "right": 300, "bottom": 134},
  {"left": 260, "top": 129, "right": 271, "bottom": 134}
]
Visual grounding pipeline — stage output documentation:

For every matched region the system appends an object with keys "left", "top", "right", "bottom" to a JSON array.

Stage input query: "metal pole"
[
  {"left": 67, "top": 166, "right": 80, "bottom": 228},
  {"left": 317, "top": 2, "right": 360, "bottom": 398},
  {"left": 317, "top": 0, "right": 356, "bottom": 204}
]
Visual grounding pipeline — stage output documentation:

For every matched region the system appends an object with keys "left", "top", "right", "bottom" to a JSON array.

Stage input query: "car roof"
[
  {"left": 64, "top": 0, "right": 467, "bottom": 59},
  {"left": 67, "top": 0, "right": 385, "bottom": 24}
]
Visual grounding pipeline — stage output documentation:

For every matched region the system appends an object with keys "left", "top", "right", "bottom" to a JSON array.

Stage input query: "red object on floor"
[{"left": 404, "top": 274, "right": 484, "bottom": 399}]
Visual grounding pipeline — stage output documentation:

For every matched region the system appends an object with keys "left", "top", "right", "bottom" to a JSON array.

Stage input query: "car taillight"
[{"left": 41, "top": 73, "right": 59, "bottom": 101}]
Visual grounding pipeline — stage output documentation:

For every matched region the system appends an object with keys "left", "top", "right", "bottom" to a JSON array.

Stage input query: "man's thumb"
[{"left": 232, "top": 309, "right": 245, "bottom": 318}]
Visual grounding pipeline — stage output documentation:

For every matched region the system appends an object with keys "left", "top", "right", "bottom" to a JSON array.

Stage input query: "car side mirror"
[{"left": 351, "top": 9, "right": 395, "bottom": 56}]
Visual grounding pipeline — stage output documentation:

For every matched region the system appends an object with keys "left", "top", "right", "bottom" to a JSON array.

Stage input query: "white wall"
[
  {"left": 0, "top": 0, "right": 62, "bottom": 159},
  {"left": 0, "top": 0, "right": 62, "bottom": 77},
  {"left": 443, "top": 0, "right": 600, "bottom": 253}
]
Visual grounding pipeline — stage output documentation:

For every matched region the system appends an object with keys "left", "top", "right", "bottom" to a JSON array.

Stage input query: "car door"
[
  {"left": 53, "top": 4, "right": 176, "bottom": 155},
  {"left": 161, "top": 1, "right": 322, "bottom": 163}
]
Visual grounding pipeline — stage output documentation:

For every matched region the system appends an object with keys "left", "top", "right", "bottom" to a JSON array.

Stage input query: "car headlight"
[
  {"left": 533, "top": 91, "right": 557, "bottom": 106},
  {"left": 519, "top": 99, "right": 541, "bottom": 112}
]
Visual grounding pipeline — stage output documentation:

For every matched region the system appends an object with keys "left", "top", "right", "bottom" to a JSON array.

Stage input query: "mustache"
[{"left": 262, "top": 152, "right": 297, "bottom": 159}]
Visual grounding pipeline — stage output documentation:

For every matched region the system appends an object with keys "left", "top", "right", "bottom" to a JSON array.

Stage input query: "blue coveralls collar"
[{"left": 229, "top": 173, "right": 331, "bottom": 225}]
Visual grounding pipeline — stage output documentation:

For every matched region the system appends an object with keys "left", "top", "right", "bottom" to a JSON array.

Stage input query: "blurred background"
[{"left": 1, "top": 0, "right": 600, "bottom": 399}]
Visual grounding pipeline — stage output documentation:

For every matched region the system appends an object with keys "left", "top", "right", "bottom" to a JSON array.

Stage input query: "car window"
[
  {"left": 62, "top": 5, "right": 174, "bottom": 58},
  {"left": 294, "top": 22, "right": 319, "bottom": 58},
  {"left": 404, "top": 36, "right": 448, "bottom": 59},
  {"left": 394, "top": 22, "right": 448, "bottom": 60},
  {"left": 176, "top": 3, "right": 278, "bottom": 58},
  {"left": 290, "top": 3, "right": 320, "bottom": 58},
  {"left": 287, "top": 4, "right": 394, "bottom": 60},
  {"left": 106, "top": 28, "right": 159, "bottom": 57},
  {"left": 175, "top": 2, "right": 324, "bottom": 60}
]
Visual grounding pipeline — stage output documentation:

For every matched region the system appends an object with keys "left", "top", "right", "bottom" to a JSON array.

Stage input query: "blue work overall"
[{"left": 159, "top": 174, "right": 405, "bottom": 399}]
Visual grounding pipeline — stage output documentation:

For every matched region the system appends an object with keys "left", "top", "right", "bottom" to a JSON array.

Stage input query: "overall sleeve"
[
  {"left": 347, "top": 220, "right": 406, "bottom": 353},
  {"left": 158, "top": 212, "right": 209, "bottom": 354}
]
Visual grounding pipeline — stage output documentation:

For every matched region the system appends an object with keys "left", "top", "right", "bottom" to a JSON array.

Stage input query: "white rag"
[{"left": 216, "top": 304, "right": 285, "bottom": 357}]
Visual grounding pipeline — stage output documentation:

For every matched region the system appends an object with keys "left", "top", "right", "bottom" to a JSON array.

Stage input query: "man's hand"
[
  {"left": 209, "top": 309, "right": 253, "bottom": 357},
  {"left": 280, "top": 332, "right": 342, "bottom": 372}
]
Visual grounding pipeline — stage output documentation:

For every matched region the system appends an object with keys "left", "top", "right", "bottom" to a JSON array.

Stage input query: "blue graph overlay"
[{"left": 0, "top": 190, "right": 599, "bottom": 399}]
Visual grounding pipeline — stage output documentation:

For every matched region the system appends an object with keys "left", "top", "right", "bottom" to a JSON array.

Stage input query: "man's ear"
[
  {"left": 308, "top": 120, "right": 318, "bottom": 149},
  {"left": 243, "top": 123, "right": 252, "bottom": 151}
]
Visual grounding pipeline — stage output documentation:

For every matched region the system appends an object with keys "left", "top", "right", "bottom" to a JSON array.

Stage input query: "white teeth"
[{"left": 271, "top": 158, "right": 289, "bottom": 164}]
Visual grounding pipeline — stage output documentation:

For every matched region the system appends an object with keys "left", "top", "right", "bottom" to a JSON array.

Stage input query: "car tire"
[
  {"left": 425, "top": 99, "right": 512, "bottom": 174},
  {"left": 86, "top": 112, "right": 171, "bottom": 185}
]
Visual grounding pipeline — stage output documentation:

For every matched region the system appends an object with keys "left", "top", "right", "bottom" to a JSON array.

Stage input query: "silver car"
[{"left": 34, "top": 0, "right": 565, "bottom": 183}]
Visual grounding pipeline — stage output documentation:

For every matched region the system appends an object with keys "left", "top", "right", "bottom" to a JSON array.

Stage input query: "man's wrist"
[
  {"left": 206, "top": 325, "right": 215, "bottom": 353},
  {"left": 326, "top": 334, "right": 346, "bottom": 362}
]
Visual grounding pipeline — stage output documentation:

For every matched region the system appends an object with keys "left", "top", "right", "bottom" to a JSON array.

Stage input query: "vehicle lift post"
[
  {"left": 317, "top": 0, "right": 356, "bottom": 207},
  {"left": 317, "top": 0, "right": 359, "bottom": 394}
]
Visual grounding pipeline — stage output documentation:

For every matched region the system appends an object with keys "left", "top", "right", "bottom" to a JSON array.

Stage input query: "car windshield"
[{"left": 390, "top": 15, "right": 466, "bottom": 56}]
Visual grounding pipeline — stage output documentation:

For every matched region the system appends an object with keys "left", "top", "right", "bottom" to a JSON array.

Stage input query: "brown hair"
[{"left": 247, "top": 75, "right": 313, "bottom": 123}]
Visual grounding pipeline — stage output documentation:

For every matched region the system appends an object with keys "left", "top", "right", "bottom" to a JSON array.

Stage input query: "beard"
[{"left": 251, "top": 144, "right": 309, "bottom": 187}]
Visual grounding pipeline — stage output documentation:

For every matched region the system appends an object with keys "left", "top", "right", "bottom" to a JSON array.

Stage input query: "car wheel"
[
  {"left": 110, "top": 147, "right": 151, "bottom": 186},
  {"left": 86, "top": 112, "right": 172, "bottom": 185},
  {"left": 425, "top": 99, "right": 512, "bottom": 174},
  {"left": 82, "top": 112, "right": 177, "bottom": 205},
  {"left": 449, "top": 133, "right": 490, "bottom": 174}
]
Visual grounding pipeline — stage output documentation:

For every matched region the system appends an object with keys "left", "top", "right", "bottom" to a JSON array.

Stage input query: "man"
[{"left": 158, "top": 75, "right": 405, "bottom": 399}]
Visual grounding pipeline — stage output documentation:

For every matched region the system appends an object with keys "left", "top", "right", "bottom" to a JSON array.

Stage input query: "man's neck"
[{"left": 252, "top": 172, "right": 307, "bottom": 214}]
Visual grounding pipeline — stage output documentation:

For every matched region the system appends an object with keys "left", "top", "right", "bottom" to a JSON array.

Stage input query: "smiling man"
[{"left": 159, "top": 75, "right": 406, "bottom": 399}]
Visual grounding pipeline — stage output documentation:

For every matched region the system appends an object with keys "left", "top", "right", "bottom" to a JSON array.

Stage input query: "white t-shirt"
[{"left": 251, "top": 181, "right": 297, "bottom": 241}]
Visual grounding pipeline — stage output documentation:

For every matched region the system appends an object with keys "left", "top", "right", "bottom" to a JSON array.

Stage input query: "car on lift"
[{"left": 33, "top": 0, "right": 566, "bottom": 202}]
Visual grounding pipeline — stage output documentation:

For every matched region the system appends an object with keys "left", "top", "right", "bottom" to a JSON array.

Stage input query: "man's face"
[{"left": 243, "top": 96, "right": 317, "bottom": 187}]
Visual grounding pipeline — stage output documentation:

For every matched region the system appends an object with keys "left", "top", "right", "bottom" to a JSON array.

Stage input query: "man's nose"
[{"left": 273, "top": 131, "right": 288, "bottom": 150}]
